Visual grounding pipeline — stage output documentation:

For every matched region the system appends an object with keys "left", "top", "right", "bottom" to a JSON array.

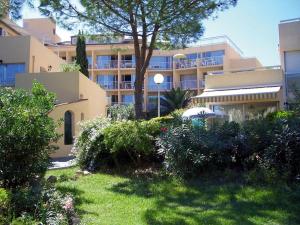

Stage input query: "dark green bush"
[
  {"left": 73, "top": 117, "right": 112, "bottom": 170},
  {"left": 74, "top": 118, "right": 161, "bottom": 170},
  {"left": 0, "top": 81, "right": 59, "bottom": 189}
]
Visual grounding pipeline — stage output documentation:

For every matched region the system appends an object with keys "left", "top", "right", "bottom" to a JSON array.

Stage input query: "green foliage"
[
  {"left": 161, "top": 88, "right": 193, "bottom": 113},
  {"left": 107, "top": 104, "right": 135, "bottom": 121},
  {"left": 74, "top": 118, "right": 161, "bottom": 170},
  {"left": 0, "top": 81, "right": 59, "bottom": 189},
  {"left": 73, "top": 117, "right": 112, "bottom": 170},
  {"left": 11, "top": 214, "right": 37, "bottom": 225},
  {"left": 103, "top": 120, "right": 160, "bottom": 158},
  {"left": 158, "top": 111, "right": 300, "bottom": 180},
  {"left": 76, "top": 30, "right": 89, "bottom": 77},
  {"left": 60, "top": 62, "right": 81, "bottom": 72}
]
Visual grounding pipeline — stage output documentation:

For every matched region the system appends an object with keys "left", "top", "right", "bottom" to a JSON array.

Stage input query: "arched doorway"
[{"left": 64, "top": 111, "right": 73, "bottom": 145}]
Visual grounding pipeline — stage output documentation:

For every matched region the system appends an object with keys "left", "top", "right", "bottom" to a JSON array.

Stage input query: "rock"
[
  {"left": 47, "top": 175, "right": 57, "bottom": 184},
  {"left": 83, "top": 170, "right": 91, "bottom": 176},
  {"left": 76, "top": 170, "right": 83, "bottom": 176}
]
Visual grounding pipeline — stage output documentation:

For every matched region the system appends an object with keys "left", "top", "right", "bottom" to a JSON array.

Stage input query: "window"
[
  {"left": 64, "top": 111, "right": 73, "bottom": 145},
  {"left": 53, "top": 28, "right": 56, "bottom": 35},
  {"left": 96, "top": 55, "right": 118, "bottom": 68},
  {"left": 149, "top": 56, "right": 172, "bottom": 69},
  {"left": 122, "top": 95, "right": 134, "bottom": 104},
  {"left": 0, "top": 63, "right": 25, "bottom": 86},
  {"left": 81, "top": 113, "right": 84, "bottom": 121},
  {"left": 87, "top": 56, "right": 92, "bottom": 68},
  {"left": 97, "top": 75, "right": 117, "bottom": 89},
  {"left": 0, "top": 28, "right": 2, "bottom": 36},
  {"left": 285, "top": 51, "right": 300, "bottom": 74},
  {"left": 111, "top": 95, "right": 118, "bottom": 104},
  {"left": 148, "top": 74, "right": 172, "bottom": 90}
]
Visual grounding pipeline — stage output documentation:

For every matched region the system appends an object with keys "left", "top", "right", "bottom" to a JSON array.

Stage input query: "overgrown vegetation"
[{"left": 0, "top": 82, "right": 78, "bottom": 224}]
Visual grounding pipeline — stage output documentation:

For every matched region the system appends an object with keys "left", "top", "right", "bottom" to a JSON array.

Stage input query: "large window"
[
  {"left": 122, "top": 94, "right": 134, "bottom": 104},
  {"left": 0, "top": 63, "right": 25, "bottom": 86},
  {"left": 285, "top": 51, "right": 300, "bottom": 99},
  {"left": 148, "top": 74, "right": 172, "bottom": 90},
  {"left": 96, "top": 55, "right": 118, "bottom": 69},
  {"left": 97, "top": 75, "right": 117, "bottom": 89},
  {"left": 64, "top": 111, "right": 73, "bottom": 145},
  {"left": 149, "top": 56, "right": 172, "bottom": 69},
  {"left": 212, "top": 102, "right": 278, "bottom": 123}
]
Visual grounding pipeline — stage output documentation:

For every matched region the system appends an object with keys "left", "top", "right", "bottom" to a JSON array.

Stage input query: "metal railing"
[
  {"left": 148, "top": 62, "right": 172, "bottom": 70},
  {"left": 120, "top": 60, "right": 136, "bottom": 68},
  {"left": 175, "top": 59, "right": 197, "bottom": 69},
  {"left": 148, "top": 82, "right": 173, "bottom": 91},
  {"left": 180, "top": 80, "right": 197, "bottom": 90},
  {"left": 95, "top": 60, "right": 118, "bottom": 69},
  {"left": 192, "top": 35, "right": 244, "bottom": 56},
  {"left": 199, "top": 56, "right": 223, "bottom": 67},
  {"left": 280, "top": 18, "right": 300, "bottom": 24},
  {"left": 98, "top": 81, "right": 118, "bottom": 90},
  {"left": 120, "top": 81, "right": 135, "bottom": 89},
  {"left": 0, "top": 79, "right": 15, "bottom": 87}
]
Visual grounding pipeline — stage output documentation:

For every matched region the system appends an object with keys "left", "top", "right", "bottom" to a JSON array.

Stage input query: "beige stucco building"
[
  {"left": 0, "top": 18, "right": 107, "bottom": 158},
  {"left": 278, "top": 18, "right": 300, "bottom": 103},
  {"left": 1, "top": 16, "right": 298, "bottom": 155}
]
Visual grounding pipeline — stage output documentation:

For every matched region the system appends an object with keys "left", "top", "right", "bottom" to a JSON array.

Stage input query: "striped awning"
[{"left": 193, "top": 86, "right": 281, "bottom": 103}]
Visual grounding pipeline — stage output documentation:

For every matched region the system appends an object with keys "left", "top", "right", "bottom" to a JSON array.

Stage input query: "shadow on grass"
[
  {"left": 55, "top": 183, "right": 98, "bottom": 218},
  {"left": 108, "top": 175, "right": 300, "bottom": 225}
]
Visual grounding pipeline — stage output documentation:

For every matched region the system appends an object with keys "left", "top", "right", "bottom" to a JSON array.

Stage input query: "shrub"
[
  {"left": 0, "top": 188, "right": 11, "bottom": 221},
  {"left": 103, "top": 119, "right": 160, "bottom": 166},
  {"left": 0, "top": 81, "right": 59, "bottom": 189},
  {"left": 158, "top": 123, "right": 212, "bottom": 177},
  {"left": 73, "top": 117, "right": 112, "bottom": 170},
  {"left": 107, "top": 104, "right": 135, "bottom": 121},
  {"left": 60, "top": 63, "right": 81, "bottom": 72},
  {"left": 261, "top": 119, "right": 300, "bottom": 180}
]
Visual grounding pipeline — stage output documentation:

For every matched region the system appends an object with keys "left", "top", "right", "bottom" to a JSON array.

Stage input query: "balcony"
[
  {"left": 176, "top": 59, "right": 197, "bottom": 69},
  {"left": 120, "top": 81, "right": 135, "bottom": 89},
  {"left": 148, "top": 62, "right": 172, "bottom": 70},
  {"left": 120, "top": 60, "right": 135, "bottom": 68},
  {"left": 180, "top": 80, "right": 197, "bottom": 90},
  {"left": 95, "top": 60, "right": 118, "bottom": 69},
  {"left": 199, "top": 56, "right": 223, "bottom": 67},
  {"left": 98, "top": 81, "right": 118, "bottom": 90},
  {"left": 0, "top": 79, "right": 15, "bottom": 87},
  {"left": 148, "top": 82, "right": 173, "bottom": 91}
]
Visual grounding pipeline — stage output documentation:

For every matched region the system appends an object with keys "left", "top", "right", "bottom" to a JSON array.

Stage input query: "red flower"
[{"left": 160, "top": 127, "right": 168, "bottom": 132}]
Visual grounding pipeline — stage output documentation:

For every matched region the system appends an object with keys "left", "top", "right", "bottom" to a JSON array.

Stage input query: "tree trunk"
[{"left": 134, "top": 68, "right": 144, "bottom": 119}]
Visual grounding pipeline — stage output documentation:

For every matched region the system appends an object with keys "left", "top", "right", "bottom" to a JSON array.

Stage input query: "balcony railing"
[
  {"left": 98, "top": 81, "right": 118, "bottom": 90},
  {"left": 180, "top": 80, "right": 197, "bottom": 90},
  {"left": 95, "top": 60, "right": 118, "bottom": 69},
  {"left": 148, "top": 82, "right": 173, "bottom": 91},
  {"left": 120, "top": 81, "right": 135, "bottom": 89},
  {"left": 175, "top": 59, "right": 197, "bottom": 69},
  {"left": 120, "top": 60, "right": 136, "bottom": 68},
  {"left": 148, "top": 62, "right": 172, "bottom": 70},
  {"left": 0, "top": 79, "right": 15, "bottom": 87},
  {"left": 199, "top": 56, "right": 223, "bottom": 67}
]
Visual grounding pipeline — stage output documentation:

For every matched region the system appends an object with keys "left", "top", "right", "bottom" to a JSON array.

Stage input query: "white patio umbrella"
[{"left": 182, "top": 107, "right": 216, "bottom": 119}]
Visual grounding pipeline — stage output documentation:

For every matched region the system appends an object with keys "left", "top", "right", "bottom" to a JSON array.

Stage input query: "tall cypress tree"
[{"left": 76, "top": 30, "right": 89, "bottom": 78}]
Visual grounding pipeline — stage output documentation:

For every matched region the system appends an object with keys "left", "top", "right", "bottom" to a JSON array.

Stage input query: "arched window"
[{"left": 64, "top": 111, "right": 73, "bottom": 145}]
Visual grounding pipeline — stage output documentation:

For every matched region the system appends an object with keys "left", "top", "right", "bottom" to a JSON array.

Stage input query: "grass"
[{"left": 47, "top": 167, "right": 300, "bottom": 225}]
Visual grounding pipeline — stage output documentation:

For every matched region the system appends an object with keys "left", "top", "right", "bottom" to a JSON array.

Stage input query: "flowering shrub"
[
  {"left": 73, "top": 117, "right": 112, "bottom": 170},
  {"left": 107, "top": 104, "right": 135, "bottom": 121}
]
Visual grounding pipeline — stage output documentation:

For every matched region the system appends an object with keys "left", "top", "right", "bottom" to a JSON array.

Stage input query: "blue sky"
[{"left": 20, "top": 0, "right": 300, "bottom": 66}]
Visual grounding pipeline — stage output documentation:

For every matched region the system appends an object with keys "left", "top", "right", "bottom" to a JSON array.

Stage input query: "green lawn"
[{"left": 47, "top": 167, "right": 300, "bottom": 225}]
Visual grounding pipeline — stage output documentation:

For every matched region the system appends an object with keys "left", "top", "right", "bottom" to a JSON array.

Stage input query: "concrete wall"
[
  {"left": 0, "top": 36, "right": 30, "bottom": 71},
  {"left": 79, "top": 74, "right": 107, "bottom": 119},
  {"left": 0, "top": 20, "right": 20, "bottom": 36},
  {"left": 16, "top": 72, "right": 80, "bottom": 103},
  {"left": 229, "top": 58, "right": 262, "bottom": 70},
  {"left": 23, "top": 18, "right": 61, "bottom": 44},
  {"left": 0, "top": 35, "right": 64, "bottom": 73},
  {"left": 49, "top": 100, "right": 89, "bottom": 158},
  {"left": 205, "top": 69, "right": 283, "bottom": 90}
]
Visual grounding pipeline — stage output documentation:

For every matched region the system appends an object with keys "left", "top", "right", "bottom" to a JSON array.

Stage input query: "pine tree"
[{"left": 76, "top": 30, "right": 89, "bottom": 78}]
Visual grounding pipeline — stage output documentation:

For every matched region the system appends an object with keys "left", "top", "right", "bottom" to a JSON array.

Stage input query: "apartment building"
[
  {"left": 29, "top": 18, "right": 262, "bottom": 112},
  {"left": 0, "top": 17, "right": 107, "bottom": 158},
  {"left": 279, "top": 18, "right": 300, "bottom": 102}
]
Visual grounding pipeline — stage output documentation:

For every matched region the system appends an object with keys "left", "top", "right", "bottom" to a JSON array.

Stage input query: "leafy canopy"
[{"left": 0, "top": 81, "right": 59, "bottom": 189}]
